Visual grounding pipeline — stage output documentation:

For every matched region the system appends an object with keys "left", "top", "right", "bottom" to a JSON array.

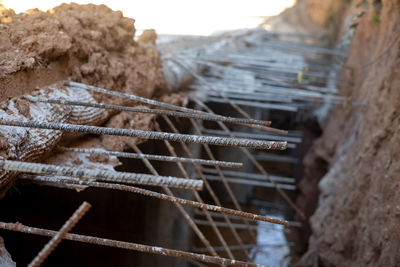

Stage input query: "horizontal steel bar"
[
  {"left": 30, "top": 96, "right": 271, "bottom": 127},
  {"left": 200, "top": 128, "right": 302, "bottom": 144},
  {"left": 0, "top": 222, "right": 267, "bottom": 267},
  {"left": 0, "top": 160, "right": 202, "bottom": 190},
  {"left": 193, "top": 219, "right": 287, "bottom": 231},
  {"left": 64, "top": 81, "right": 207, "bottom": 115},
  {"left": 0, "top": 119, "right": 287, "bottom": 151},
  {"left": 22, "top": 175, "right": 289, "bottom": 225},
  {"left": 193, "top": 243, "right": 295, "bottom": 254},
  {"left": 200, "top": 168, "right": 296, "bottom": 184},
  {"left": 56, "top": 146, "right": 243, "bottom": 169},
  {"left": 206, "top": 96, "right": 298, "bottom": 112},
  {"left": 195, "top": 174, "right": 296, "bottom": 191},
  {"left": 254, "top": 153, "right": 299, "bottom": 164}
]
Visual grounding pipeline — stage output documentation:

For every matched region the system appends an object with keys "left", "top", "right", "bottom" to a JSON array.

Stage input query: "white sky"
[{"left": 3, "top": 0, "right": 295, "bottom": 35}]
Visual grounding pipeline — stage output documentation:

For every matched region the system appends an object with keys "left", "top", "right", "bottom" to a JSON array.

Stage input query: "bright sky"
[{"left": 3, "top": 0, "right": 295, "bottom": 35}]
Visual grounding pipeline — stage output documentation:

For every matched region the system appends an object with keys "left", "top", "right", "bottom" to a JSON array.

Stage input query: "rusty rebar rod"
[
  {"left": 131, "top": 144, "right": 235, "bottom": 260},
  {"left": 200, "top": 168, "right": 296, "bottom": 184},
  {"left": 0, "top": 160, "right": 202, "bottom": 190},
  {"left": 0, "top": 222, "right": 268, "bottom": 267},
  {"left": 154, "top": 124, "right": 251, "bottom": 259},
  {"left": 195, "top": 174, "right": 296, "bottom": 190},
  {"left": 0, "top": 119, "right": 287, "bottom": 150},
  {"left": 21, "top": 175, "right": 288, "bottom": 226},
  {"left": 64, "top": 80, "right": 282, "bottom": 133},
  {"left": 28, "top": 202, "right": 91, "bottom": 267},
  {"left": 194, "top": 100, "right": 306, "bottom": 219},
  {"left": 29, "top": 96, "right": 271, "bottom": 127},
  {"left": 64, "top": 80, "right": 212, "bottom": 115},
  {"left": 190, "top": 119, "right": 258, "bottom": 242},
  {"left": 56, "top": 146, "right": 243, "bottom": 169},
  {"left": 161, "top": 116, "right": 257, "bottom": 242}
]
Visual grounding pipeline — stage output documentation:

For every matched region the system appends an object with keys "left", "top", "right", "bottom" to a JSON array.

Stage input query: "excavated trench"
[
  {"left": 0, "top": 3, "right": 337, "bottom": 267},
  {"left": 1, "top": 1, "right": 399, "bottom": 266}
]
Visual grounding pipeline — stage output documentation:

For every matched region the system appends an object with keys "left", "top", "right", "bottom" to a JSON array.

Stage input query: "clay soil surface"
[{"left": 297, "top": 0, "right": 400, "bottom": 265}]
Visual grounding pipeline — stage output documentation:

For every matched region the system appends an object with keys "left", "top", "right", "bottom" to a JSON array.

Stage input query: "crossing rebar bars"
[
  {"left": 21, "top": 175, "right": 288, "bottom": 225},
  {"left": 28, "top": 202, "right": 91, "bottom": 267},
  {"left": 161, "top": 116, "right": 257, "bottom": 242},
  {"left": 153, "top": 125, "right": 251, "bottom": 258},
  {"left": 193, "top": 99, "right": 306, "bottom": 219},
  {"left": 0, "top": 222, "right": 268, "bottom": 267},
  {"left": 131, "top": 144, "right": 235, "bottom": 260}
]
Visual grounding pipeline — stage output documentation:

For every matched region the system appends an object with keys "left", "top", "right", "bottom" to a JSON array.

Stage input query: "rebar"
[
  {"left": 200, "top": 128, "right": 302, "bottom": 144},
  {"left": 206, "top": 96, "right": 298, "bottom": 112},
  {"left": 200, "top": 168, "right": 296, "bottom": 184},
  {"left": 65, "top": 80, "right": 234, "bottom": 119},
  {"left": 21, "top": 175, "right": 287, "bottom": 225},
  {"left": 131, "top": 144, "right": 235, "bottom": 260},
  {"left": 197, "top": 174, "right": 296, "bottom": 190},
  {"left": 0, "top": 118, "right": 287, "bottom": 150},
  {"left": 24, "top": 174, "right": 220, "bottom": 258},
  {"left": 161, "top": 116, "right": 257, "bottom": 242},
  {"left": 194, "top": 100, "right": 306, "bottom": 219},
  {"left": 0, "top": 222, "right": 268, "bottom": 267},
  {"left": 190, "top": 119, "right": 260, "bottom": 242},
  {"left": 151, "top": 127, "right": 250, "bottom": 259},
  {"left": 29, "top": 96, "right": 271, "bottom": 127},
  {"left": 193, "top": 243, "right": 295, "bottom": 254},
  {"left": 193, "top": 210, "right": 301, "bottom": 228},
  {"left": 194, "top": 219, "right": 285, "bottom": 231},
  {"left": 28, "top": 202, "right": 91, "bottom": 267},
  {"left": 56, "top": 146, "right": 243, "bottom": 169},
  {"left": 0, "top": 160, "right": 202, "bottom": 190}
]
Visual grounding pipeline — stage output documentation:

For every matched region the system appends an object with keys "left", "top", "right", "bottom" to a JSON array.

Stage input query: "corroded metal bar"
[
  {"left": 200, "top": 168, "right": 296, "bottom": 184},
  {"left": 130, "top": 144, "right": 234, "bottom": 260},
  {"left": 161, "top": 116, "right": 256, "bottom": 242},
  {"left": 195, "top": 100, "right": 306, "bottom": 219},
  {"left": 0, "top": 119, "right": 287, "bottom": 150},
  {"left": 193, "top": 243, "right": 295, "bottom": 254},
  {"left": 21, "top": 175, "right": 288, "bottom": 226},
  {"left": 190, "top": 119, "right": 258, "bottom": 242},
  {"left": 65, "top": 81, "right": 280, "bottom": 133},
  {"left": 0, "top": 222, "right": 268, "bottom": 267},
  {"left": 28, "top": 202, "right": 91, "bottom": 267},
  {"left": 196, "top": 174, "right": 296, "bottom": 190},
  {"left": 65, "top": 80, "right": 207, "bottom": 115},
  {"left": 56, "top": 146, "right": 243, "bottom": 169},
  {"left": 154, "top": 123, "right": 251, "bottom": 258},
  {"left": 30, "top": 96, "right": 271, "bottom": 127},
  {"left": 0, "top": 160, "right": 202, "bottom": 190}
]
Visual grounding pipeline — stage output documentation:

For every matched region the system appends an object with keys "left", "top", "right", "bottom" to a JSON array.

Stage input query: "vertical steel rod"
[
  {"left": 154, "top": 124, "right": 251, "bottom": 259},
  {"left": 162, "top": 116, "right": 257, "bottom": 243},
  {"left": 190, "top": 119, "right": 259, "bottom": 242},
  {"left": 194, "top": 100, "right": 306, "bottom": 219},
  {"left": 131, "top": 143, "right": 235, "bottom": 260}
]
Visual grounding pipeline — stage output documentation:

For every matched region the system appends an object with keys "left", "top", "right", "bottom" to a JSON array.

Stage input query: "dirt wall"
[
  {"left": 0, "top": 3, "right": 166, "bottom": 102},
  {"left": 299, "top": 0, "right": 400, "bottom": 265}
]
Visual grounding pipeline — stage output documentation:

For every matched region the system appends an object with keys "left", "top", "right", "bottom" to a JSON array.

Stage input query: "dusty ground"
[{"left": 296, "top": 0, "right": 400, "bottom": 265}]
